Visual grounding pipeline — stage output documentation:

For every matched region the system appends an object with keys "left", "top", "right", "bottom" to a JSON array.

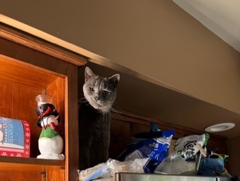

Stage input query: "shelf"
[
  {"left": 0, "top": 23, "right": 83, "bottom": 181},
  {"left": 0, "top": 156, "right": 65, "bottom": 167}
]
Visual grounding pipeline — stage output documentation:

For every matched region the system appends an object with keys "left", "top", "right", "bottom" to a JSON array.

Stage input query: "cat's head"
[{"left": 83, "top": 67, "right": 120, "bottom": 113}]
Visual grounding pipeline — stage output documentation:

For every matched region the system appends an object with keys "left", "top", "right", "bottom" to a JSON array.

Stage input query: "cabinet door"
[
  {"left": 109, "top": 119, "right": 131, "bottom": 158},
  {"left": 0, "top": 172, "right": 45, "bottom": 181},
  {"left": 0, "top": 163, "right": 65, "bottom": 181},
  {"left": 0, "top": 24, "right": 86, "bottom": 181}
]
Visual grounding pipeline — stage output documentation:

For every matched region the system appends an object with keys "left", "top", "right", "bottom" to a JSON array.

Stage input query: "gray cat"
[{"left": 79, "top": 67, "right": 120, "bottom": 170}]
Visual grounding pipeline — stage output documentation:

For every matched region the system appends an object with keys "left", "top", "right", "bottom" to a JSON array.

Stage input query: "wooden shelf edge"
[
  {"left": 0, "top": 156, "right": 65, "bottom": 167},
  {"left": 0, "top": 23, "right": 87, "bottom": 67}
]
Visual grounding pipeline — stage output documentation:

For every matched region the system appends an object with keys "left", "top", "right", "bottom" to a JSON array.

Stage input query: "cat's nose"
[{"left": 94, "top": 96, "right": 99, "bottom": 100}]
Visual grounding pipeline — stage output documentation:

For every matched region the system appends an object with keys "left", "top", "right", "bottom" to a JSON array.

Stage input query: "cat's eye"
[
  {"left": 89, "top": 87, "right": 94, "bottom": 92},
  {"left": 103, "top": 90, "right": 110, "bottom": 95}
]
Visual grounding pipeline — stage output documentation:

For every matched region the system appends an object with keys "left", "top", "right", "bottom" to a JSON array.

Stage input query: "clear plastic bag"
[
  {"left": 78, "top": 158, "right": 148, "bottom": 181},
  {"left": 175, "top": 133, "right": 209, "bottom": 160},
  {"left": 154, "top": 152, "right": 196, "bottom": 174},
  {"left": 78, "top": 163, "right": 111, "bottom": 181},
  {"left": 108, "top": 158, "right": 148, "bottom": 175}
]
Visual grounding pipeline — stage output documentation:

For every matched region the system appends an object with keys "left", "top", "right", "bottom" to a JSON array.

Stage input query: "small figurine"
[{"left": 35, "top": 94, "right": 64, "bottom": 160}]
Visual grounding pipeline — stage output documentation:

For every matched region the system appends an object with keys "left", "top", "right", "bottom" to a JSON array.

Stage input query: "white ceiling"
[{"left": 173, "top": 0, "right": 240, "bottom": 53}]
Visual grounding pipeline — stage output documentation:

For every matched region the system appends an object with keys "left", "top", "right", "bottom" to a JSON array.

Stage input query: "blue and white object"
[
  {"left": 117, "top": 129, "right": 175, "bottom": 173},
  {"left": 0, "top": 117, "right": 30, "bottom": 157}
]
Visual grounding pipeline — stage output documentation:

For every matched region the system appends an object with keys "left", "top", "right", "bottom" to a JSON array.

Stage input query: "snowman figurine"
[{"left": 35, "top": 94, "right": 64, "bottom": 160}]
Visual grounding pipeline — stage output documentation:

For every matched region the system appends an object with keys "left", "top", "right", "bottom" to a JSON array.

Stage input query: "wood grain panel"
[
  {"left": 12, "top": 85, "right": 42, "bottom": 157},
  {"left": 0, "top": 81, "right": 14, "bottom": 118},
  {"left": 46, "top": 77, "right": 65, "bottom": 118},
  {"left": 0, "top": 156, "right": 64, "bottom": 166},
  {"left": 0, "top": 162, "right": 45, "bottom": 181},
  {"left": 46, "top": 166, "right": 65, "bottom": 181},
  {"left": 0, "top": 172, "right": 44, "bottom": 181},
  {"left": 0, "top": 162, "right": 64, "bottom": 181},
  {"left": 207, "top": 136, "right": 228, "bottom": 154},
  {"left": 65, "top": 65, "right": 79, "bottom": 181},
  {"left": 109, "top": 110, "right": 229, "bottom": 159},
  {"left": 0, "top": 162, "right": 46, "bottom": 171},
  {"left": 132, "top": 123, "right": 150, "bottom": 136},
  {"left": 46, "top": 77, "right": 65, "bottom": 151},
  {"left": 0, "top": 37, "right": 73, "bottom": 78},
  {"left": 109, "top": 119, "right": 131, "bottom": 158},
  {"left": 0, "top": 55, "right": 59, "bottom": 89},
  {"left": 112, "top": 110, "right": 227, "bottom": 140},
  {"left": 0, "top": 23, "right": 87, "bottom": 66},
  {"left": 227, "top": 136, "right": 240, "bottom": 175}
]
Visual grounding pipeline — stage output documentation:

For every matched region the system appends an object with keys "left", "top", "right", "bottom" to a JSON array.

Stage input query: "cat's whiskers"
[
  {"left": 78, "top": 97, "right": 88, "bottom": 104},
  {"left": 110, "top": 107, "right": 124, "bottom": 120}
]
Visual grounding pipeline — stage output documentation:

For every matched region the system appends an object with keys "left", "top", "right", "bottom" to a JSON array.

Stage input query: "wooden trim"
[
  {"left": 111, "top": 109, "right": 227, "bottom": 141},
  {"left": 0, "top": 23, "right": 87, "bottom": 66},
  {"left": 65, "top": 65, "right": 79, "bottom": 181},
  {"left": 0, "top": 156, "right": 64, "bottom": 166}
]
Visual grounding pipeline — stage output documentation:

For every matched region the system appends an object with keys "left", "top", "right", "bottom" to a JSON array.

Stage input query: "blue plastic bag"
[{"left": 117, "top": 129, "right": 175, "bottom": 173}]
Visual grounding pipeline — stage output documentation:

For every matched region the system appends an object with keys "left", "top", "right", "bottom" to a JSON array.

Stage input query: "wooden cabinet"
[
  {"left": 109, "top": 111, "right": 228, "bottom": 160},
  {"left": 0, "top": 24, "right": 86, "bottom": 181}
]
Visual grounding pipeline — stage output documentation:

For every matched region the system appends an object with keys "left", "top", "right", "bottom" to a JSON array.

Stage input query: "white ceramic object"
[
  {"left": 37, "top": 113, "right": 64, "bottom": 160},
  {"left": 205, "top": 123, "right": 235, "bottom": 132}
]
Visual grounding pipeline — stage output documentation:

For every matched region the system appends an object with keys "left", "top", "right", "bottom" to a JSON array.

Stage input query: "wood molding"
[
  {"left": 0, "top": 23, "right": 87, "bottom": 66},
  {"left": 111, "top": 109, "right": 227, "bottom": 141},
  {"left": 110, "top": 109, "right": 229, "bottom": 155},
  {"left": 0, "top": 157, "right": 64, "bottom": 166}
]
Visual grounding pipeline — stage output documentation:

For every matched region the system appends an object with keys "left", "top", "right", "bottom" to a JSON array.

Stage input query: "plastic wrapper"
[
  {"left": 117, "top": 129, "right": 175, "bottom": 173},
  {"left": 154, "top": 152, "right": 196, "bottom": 174},
  {"left": 78, "top": 158, "right": 148, "bottom": 181},
  {"left": 93, "top": 178, "right": 114, "bottom": 181},
  {"left": 175, "top": 133, "right": 209, "bottom": 160},
  {"left": 78, "top": 162, "right": 111, "bottom": 181},
  {"left": 198, "top": 152, "right": 231, "bottom": 177}
]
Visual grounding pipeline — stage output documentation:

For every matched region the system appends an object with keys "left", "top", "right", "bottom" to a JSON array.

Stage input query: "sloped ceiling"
[{"left": 173, "top": 0, "right": 240, "bottom": 53}]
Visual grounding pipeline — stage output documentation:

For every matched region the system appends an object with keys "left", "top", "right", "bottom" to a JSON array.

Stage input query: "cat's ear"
[
  {"left": 109, "top": 74, "right": 120, "bottom": 87},
  {"left": 85, "top": 67, "right": 95, "bottom": 82}
]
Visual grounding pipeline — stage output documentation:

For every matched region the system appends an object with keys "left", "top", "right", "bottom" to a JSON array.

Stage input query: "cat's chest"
[
  {"left": 79, "top": 103, "right": 111, "bottom": 128},
  {"left": 80, "top": 113, "right": 111, "bottom": 137},
  {"left": 86, "top": 115, "right": 111, "bottom": 129}
]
